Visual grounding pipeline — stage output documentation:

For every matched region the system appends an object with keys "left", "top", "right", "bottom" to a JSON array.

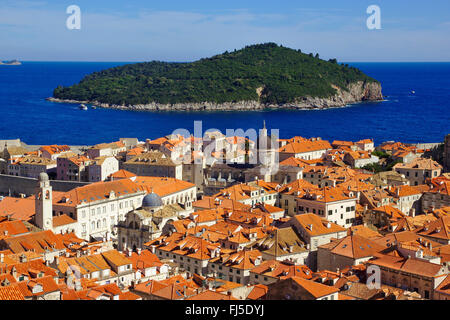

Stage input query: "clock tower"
[{"left": 35, "top": 172, "right": 53, "bottom": 230}]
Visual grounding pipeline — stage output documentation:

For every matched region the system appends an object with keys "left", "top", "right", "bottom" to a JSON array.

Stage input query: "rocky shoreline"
[{"left": 47, "top": 81, "right": 383, "bottom": 112}]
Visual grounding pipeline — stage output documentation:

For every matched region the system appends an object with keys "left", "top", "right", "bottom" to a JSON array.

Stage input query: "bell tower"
[{"left": 35, "top": 172, "right": 53, "bottom": 230}]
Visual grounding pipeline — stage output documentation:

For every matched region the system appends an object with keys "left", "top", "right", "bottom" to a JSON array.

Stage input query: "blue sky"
[{"left": 1, "top": 0, "right": 450, "bottom": 62}]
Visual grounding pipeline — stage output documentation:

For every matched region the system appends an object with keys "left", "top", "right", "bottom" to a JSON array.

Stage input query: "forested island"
[{"left": 51, "top": 43, "right": 383, "bottom": 111}]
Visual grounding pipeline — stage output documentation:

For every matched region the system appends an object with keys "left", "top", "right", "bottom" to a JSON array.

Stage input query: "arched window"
[
  {"left": 97, "top": 220, "right": 101, "bottom": 229},
  {"left": 91, "top": 221, "right": 95, "bottom": 230}
]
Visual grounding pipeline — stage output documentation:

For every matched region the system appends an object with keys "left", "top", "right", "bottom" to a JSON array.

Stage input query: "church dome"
[{"left": 142, "top": 191, "right": 163, "bottom": 209}]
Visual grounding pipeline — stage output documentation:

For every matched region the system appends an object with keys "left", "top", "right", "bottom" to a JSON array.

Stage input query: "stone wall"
[
  {"left": 0, "top": 174, "right": 89, "bottom": 196},
  {"left": 445, "top": 134, "right": 450, "bottom": 172}
]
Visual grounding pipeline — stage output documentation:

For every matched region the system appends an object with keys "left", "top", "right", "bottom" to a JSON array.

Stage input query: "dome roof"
[
  {"left": 39, "top": 172, "right": 49, "bottom": 182},
  {"left": 142, "top": 192, "right": 163, "bottom": 209}
]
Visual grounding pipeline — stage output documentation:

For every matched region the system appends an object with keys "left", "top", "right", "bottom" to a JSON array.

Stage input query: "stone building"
[
  {"left": 123, "top": 150, "right": 183, "bottom": 180},
  {"left": 393, "top": 158, "right": 442, "bottom": 186}
]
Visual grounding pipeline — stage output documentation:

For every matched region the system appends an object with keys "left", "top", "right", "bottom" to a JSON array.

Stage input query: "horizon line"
[{"left": 7, "top": 60, "right": 450, "bottom": 63}]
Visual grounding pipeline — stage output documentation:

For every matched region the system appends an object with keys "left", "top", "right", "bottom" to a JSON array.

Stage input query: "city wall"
[{"left": 0, "top": 174, "right": 89, "bottom": 196}]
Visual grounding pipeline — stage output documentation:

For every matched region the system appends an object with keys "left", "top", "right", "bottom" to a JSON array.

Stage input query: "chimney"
[
  {"left": 19, "top": 254, "right": 27, "bottom": 263},
  {"left": 137, "top": 248, "right": 142, "bottom": 255},
  {"left": 0, "top": 253, "right": 3, "bottom": 264},
  {"left": 74, "top": 279, "right": 82, "bottom": 291}
]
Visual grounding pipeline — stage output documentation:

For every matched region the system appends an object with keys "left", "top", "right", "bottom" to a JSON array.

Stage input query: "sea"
[{"left": 0, "top": 61, "right": 449, "bottom": 146}]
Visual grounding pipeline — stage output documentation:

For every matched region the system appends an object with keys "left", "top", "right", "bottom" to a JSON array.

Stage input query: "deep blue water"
[{"left": 0, "top": 61, "right": 449, "bottom": 145}]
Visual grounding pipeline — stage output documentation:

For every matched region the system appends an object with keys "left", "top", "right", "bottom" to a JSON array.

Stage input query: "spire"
[{"left": 263, "top": 120, "right": 266, "bottom": 130}]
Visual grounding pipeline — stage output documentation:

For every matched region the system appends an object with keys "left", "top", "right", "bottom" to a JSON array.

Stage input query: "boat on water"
[
  {"left": 411, "top": 90, "right": 416, "bottom": 94},
  {"left": 91, "top": 105, "right": 97, "bottom": 109},
  {"left": 79, "top": 104, "right": 88, "bottom": 110},
  {"left": 0, "top": 59, "right": 21, "bottom": 66}
]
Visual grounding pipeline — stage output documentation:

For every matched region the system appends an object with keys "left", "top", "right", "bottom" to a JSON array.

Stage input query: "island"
[{"left": 50, "top": 43, "right": 383, "bottom": 111}]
